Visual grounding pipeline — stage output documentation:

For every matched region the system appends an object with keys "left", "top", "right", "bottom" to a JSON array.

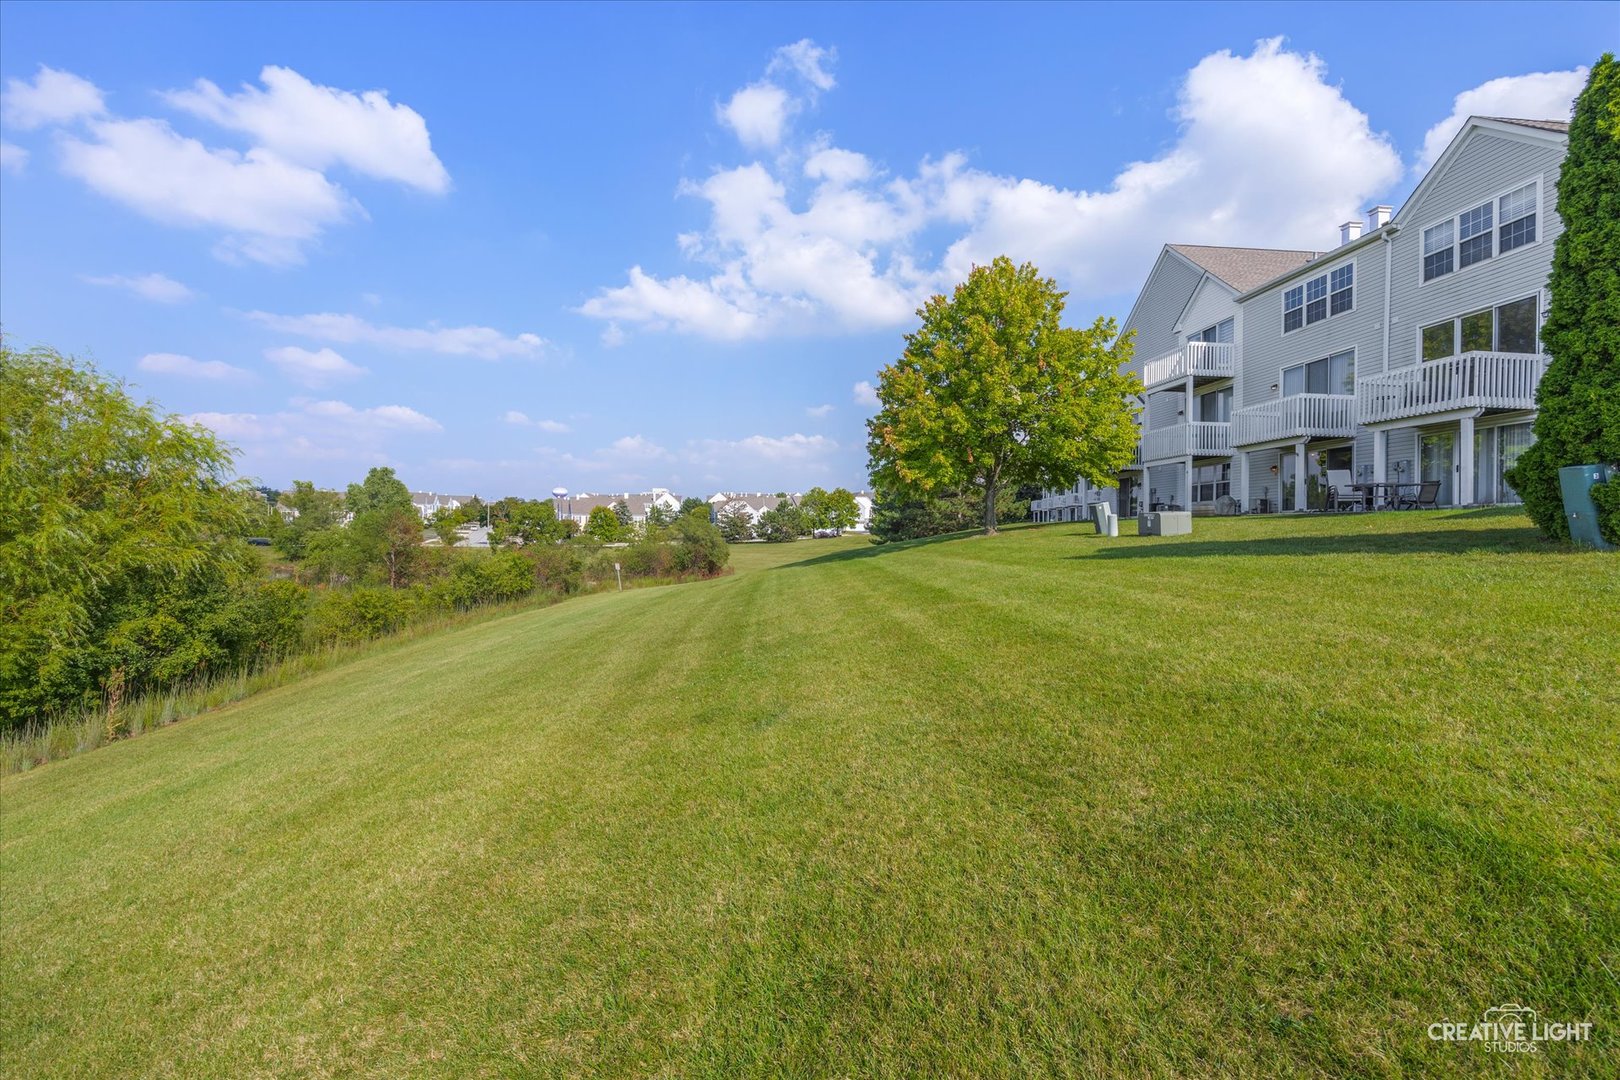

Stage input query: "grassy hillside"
[{"left": 3, "top": 509, "right": 1617, "bottom": 1078}]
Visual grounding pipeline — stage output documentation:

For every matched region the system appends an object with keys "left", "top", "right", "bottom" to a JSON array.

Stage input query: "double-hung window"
[
  {"left": 1458, "top": 201, "right": 1493, "bottom": 268},
  {"left": 1423, "top": 221, "right": 1454, "bottom": 281},
  {"left": 1282, "top": 350, "right": 1354, "bottom": 396},
  {"left": 1498, "top": 182, "right": 1537, "bottom": 253},
  {"left": 1283, "top": 286, "right": 1304, "bottom": 333},
  {"left": 1282, "top": 265, "right": 1351, "bottom": 333},
  {"left": 1329, "top": 265, "right": 1354, "bottom": 315}
]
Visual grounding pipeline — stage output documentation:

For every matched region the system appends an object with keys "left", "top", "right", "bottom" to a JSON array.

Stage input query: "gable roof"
[
  {"left": 1484, "top": 116, "right": 1570, "bottom": 134},
  {"left": 1166, "top": 244, "right": 1322, "bottom": 293}
]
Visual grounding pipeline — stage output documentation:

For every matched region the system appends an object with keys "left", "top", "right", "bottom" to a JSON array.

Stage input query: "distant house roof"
[
  {"left": 1484, "top": 116, "right": 1570, "bottom": 134},
  {"left": 556, "top": 489, "right": 680, "bottom": 520},
  {"left": 1166, "top": 244, "right": 1322, "bottom": 293}
]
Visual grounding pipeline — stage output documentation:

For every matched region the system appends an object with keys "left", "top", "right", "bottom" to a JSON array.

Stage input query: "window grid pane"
[
  {"left": 1305, "top": 298, "right": 1327, "bottom": 324},
  {"left": 1423, "top": 221, "right": 1453, "bottom": 254},
  {"left": 1459, "top": 232, "right": 1492, "bottom": 268},
  {"left": 1423, "top": 249, "right": 1454, "bottom": 281},
  {"left": 1459, "top": 202, "right": 1493, "bottom": 240},
  {"left": 1283, "top": 308, "right": 1303, "bottom": 332},
  {"left": 1500, "top": 213, "right": 1536, "bottom": 252},
  {"left": 1499, "top": 183, "right": 1536, "bottom": 223}
]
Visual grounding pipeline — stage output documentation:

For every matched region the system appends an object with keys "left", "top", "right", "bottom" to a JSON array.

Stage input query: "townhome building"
[
  {"left": 1033, "top": 113, "right": 1565, "bottom": 521},
  {"left": 554, "top": 488, "right": 683, "bottom": 526}
]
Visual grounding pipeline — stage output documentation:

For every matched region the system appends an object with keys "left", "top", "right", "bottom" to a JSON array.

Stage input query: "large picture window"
[
  {"left": 1282, "top": 264, "right": 1351, "bottom": 333},
  {"left": 1282, "top": 350, "right": 1354, "bottom": 396},
  {"left": 1419, "top": 295, "right": 1540, "bottom": 361},
  {"left": 1197, "top": 386, "right": 1232, "bottom": 423},
  {"left": 1189, "top": 317, "right": 1234, "bottom": 344}
]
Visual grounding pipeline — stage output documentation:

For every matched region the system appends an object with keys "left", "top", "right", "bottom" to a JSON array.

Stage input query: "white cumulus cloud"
[
  {"left": 137, "top": 352, "right": 249, "bottom": 380},
  {"left": 264, "top": 345, "right": 367, "bottom": 387},
  {"left": 718, "top": 83, "right": 793, "bottom": 150},
  {"left": 1, "top": 65, "right": 105, "bottom": 129},
  {"left": 1416, "top": 68, "right": 1586, "bottom": 170},
  {"left": 162, "top": 65, "right": 450, "bottom": 193},
  {"left": 583, "top": 37, "right": 1408, "bottom": 341},
  {"left": 303, "top": 399, "right": 442, "bottom": 431},
  {"left": 58, "top": 116, "right": 357, "bottom": 266},
  {"left": 245, "top": 311, "right": 547, "bottom": 359},
  {"left": 0, "top": 141, "right": 28, "bottom": 173},
  {"left": 28, "top": 65, "right": 445, "bottom": 264},
  {"left": 82, "top": 271, "right": 195, "bottom": 303},
  {"left": 504, "top": 411, "right": 571, "bottom": 433},
  {"left": 806, "top": 403, "right": 834, "bottom": 418},
  {"left": 853, "top": 380, "right": 879, "bottom": 407}
]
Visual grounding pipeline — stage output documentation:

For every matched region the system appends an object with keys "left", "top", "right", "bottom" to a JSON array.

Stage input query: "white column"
[
  {"left": 1186, "top": 455, "right": 1195, "bottom": 511},
  {"left": 1374, "top": 429, "right": 1388, "bottom": 484},
  {"left": 1458, "top": 415, "right": 1475, "bottom": 507},
  {"left": 1236, "top": 452, "right": 1249, "bottom": 510},
  {"left": 1294, "top": 440, "right": 1308, "bottom": 512}
]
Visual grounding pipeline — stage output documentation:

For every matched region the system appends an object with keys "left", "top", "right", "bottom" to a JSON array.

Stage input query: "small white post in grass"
[{"left": 615, "top": 562, "right": 622, "bottom": 591}]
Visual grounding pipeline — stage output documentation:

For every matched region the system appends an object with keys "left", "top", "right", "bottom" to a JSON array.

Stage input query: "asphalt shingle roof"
[
  {"left": 1166, "top": 244, "right": 1323, "bottom": 293},
  {"left": 1484, "top": 117, "right": 1570, "bottom": 133}
]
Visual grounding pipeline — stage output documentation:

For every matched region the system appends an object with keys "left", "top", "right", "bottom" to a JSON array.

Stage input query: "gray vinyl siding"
[
  {"left": 1179, "top": 277, "right": 1237, "bottom": 342},
  {"left": 1236, "top": 241, "right": 1387, "bottom": 409},
  {"left": 1146, "top": 462, "right": 1185, "bottom": 506},
  {"left": 1386, "top": 130, "right": 1563, "bottom": 371},
  {"left": 1122, "top": 251, "right": 1204, "bottom": 379},
  {"left": 1146, "top": 389, "right": 1182, "bottom": 429}
]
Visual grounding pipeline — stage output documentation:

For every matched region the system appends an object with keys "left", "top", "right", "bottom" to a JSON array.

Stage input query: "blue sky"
[{"left": 1, "top": 1, "right": 1611, "bottom": 498}]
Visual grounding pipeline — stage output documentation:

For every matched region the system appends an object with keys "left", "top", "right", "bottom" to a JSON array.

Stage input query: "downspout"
[{"left": 1379, "top": 224, "right": 1399, "bottom": 373}]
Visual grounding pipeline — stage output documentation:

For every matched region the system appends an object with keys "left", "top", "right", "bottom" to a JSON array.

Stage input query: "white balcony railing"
[
  {"left": 1232, "top": 394, "right": 1356, "bottom": 447},
  {"left": 1141, "top": 341, "right": 1236, "bottom": 390},
  {"left": 1141, "top": 421, "right": 1232, "bottom": 462},
  {"left": 1356, "top": 351, "right": 1549, "bottom": 425}
]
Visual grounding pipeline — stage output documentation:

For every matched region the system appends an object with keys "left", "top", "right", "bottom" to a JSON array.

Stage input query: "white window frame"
[
  {"left": 1414, "top": 293, "right": 1543, "bottom": 362},
  {"left": 1282, "top": 347, "right": 1356, "bottom": 397},
  {"left": 1280, "top": 258, "right": 1355, "bottom": 336},
  {"left": 1417, "top": 175, "right": 1543, "bottom": 287}
]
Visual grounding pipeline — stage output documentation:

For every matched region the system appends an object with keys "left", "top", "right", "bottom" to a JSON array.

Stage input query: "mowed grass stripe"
[{"left": 2, "top": 512, "right": 1617, "bottom": 1078}]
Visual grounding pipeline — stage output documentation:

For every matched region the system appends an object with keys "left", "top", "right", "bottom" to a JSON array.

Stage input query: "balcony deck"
[
  {"left": 1232, "top": 394, "right": 1356, "bottom": 448},
  {"left": 1141, "top": 341, "right": 1235, "bottom": 390},
  {"left": 1356, "top": 351, "right": 1549, "bottom": 425},
  {"left": 1141, "top": 421, "right": 1232, "bottom": 463}
]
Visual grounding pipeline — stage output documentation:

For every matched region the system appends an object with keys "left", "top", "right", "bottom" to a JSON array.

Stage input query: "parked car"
[{"left": 812, "top": 528, "right": 841, "bottom": 539}]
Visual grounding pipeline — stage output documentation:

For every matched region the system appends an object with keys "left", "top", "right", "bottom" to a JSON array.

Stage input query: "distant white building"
[
  {"left": 554, "top": 488, "right": 682, "bottom": 526},
  {"left": 410, "top": 491, "right": 476, "bottom": 521},
  {"left": 706, "top": 492, "right": 797, "bottom": 528},
  {"left": 851, "top": 491, "right": 876, "bottom": 532}
]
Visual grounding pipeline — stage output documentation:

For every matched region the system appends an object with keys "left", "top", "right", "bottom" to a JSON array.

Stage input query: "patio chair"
[{"left": 1399, "top": 480, "right": 1441, "bottom": 510}]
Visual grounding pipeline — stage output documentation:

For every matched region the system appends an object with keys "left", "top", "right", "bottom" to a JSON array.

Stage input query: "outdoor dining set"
[{"left": 1323, "top": 470, "right": 1440, "bottom": 512}]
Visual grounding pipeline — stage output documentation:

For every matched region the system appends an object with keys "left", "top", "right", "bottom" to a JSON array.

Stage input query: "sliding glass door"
[
  {"left": 1474, "top": 422, "right": 1534, "bottom": 504},
  {"left": 1420, "top": 432, "right": 1455, "bottom": 505}
]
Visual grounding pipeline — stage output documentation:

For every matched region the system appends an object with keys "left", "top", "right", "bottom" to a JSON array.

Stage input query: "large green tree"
[
  {"left": 0, "top": 345, "right": 258, "bottom": 727},
  {"left": 1506, "top": 55, "right": 1620, "bottom": 543},
  {"left": 866, "top": 256, "right": 1141, "bottom": 534},
  {"left": 801, "top": 487, "right": 859, "bottom": 533},
  {"left": 272, "top": 481, "right": 345, "bottom": 559}
]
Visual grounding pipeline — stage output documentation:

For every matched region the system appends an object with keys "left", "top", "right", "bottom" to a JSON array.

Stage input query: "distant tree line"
[{"left": 0, "top": 345, "right": 728, "bottom": 734}]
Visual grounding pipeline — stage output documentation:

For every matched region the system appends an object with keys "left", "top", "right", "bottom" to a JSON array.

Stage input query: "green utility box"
[{"left": 1559, "top": 464, "right": 1615, "bottom": 550}]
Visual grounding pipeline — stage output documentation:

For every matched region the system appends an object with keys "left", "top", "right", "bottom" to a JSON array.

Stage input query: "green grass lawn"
[{"left": 3, "top": 509, "right": 1617, "bottom": 1078}]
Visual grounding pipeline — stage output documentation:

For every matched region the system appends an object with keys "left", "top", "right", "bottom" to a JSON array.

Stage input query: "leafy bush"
[
  {"left": 0, "top": 345, "right": 258, "bottom": 729},
  {"left": 312, "top": 587, "right": 412, "bottom": 645},
  {"left": 672, "top": 515, "right": 730, "bottom": 577}
]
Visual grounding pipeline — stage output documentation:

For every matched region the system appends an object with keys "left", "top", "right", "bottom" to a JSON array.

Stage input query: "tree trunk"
[{"left": 982, "top": 477, "right": 999, "bottom": 535}]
